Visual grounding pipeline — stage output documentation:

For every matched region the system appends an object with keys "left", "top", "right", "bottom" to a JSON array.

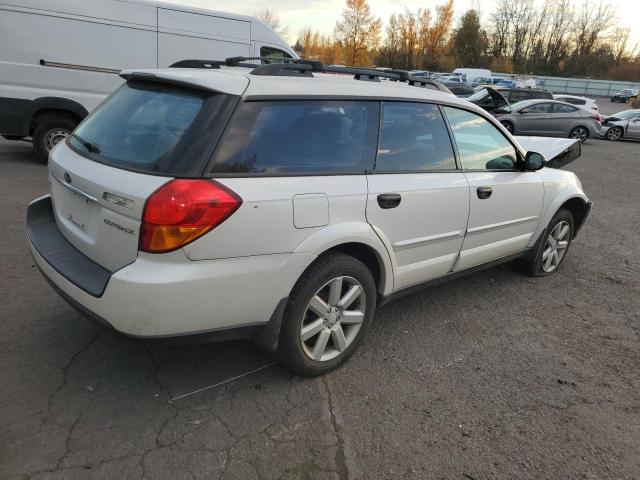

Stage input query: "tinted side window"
[
  {"left": 530, "top": 90, "right": 552, "bottom": 99},
  {"left": 521, "top": 103, "right": 552, "bottom": 113},
  {"left": 376, "top": 102, "right": 456, "bottom": 172},
  {"left": 211, "top": 101, "right": 378, "bottom": 174},
  {"left": 509, "top": 90, "right": 529, "bottom": 102},
  {"left": 565, "top": 98, "right": 586, "bottom": 105},
  {"left": 554, "top": 104, "right": 579, "bottom": 113},
  {"left": 260, "top": 46, "right": 292, "bottom": 64},
  {"left": 443, "top": 107, "right": 517, "bottom": 170}
]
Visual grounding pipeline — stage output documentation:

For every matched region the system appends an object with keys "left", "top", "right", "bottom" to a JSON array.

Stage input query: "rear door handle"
[
  {"left": 477, "top": 186, "right": 493, "bottom": 199},
  {"left": 377, "top": 193, "right": 401, "bottom": 209}
]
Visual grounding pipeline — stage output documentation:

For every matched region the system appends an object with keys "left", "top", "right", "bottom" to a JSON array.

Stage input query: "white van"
[
  {"left": 0, "top": 0, "right": 296, "bottom": 160},
  {"left": 452, "top": 68, "right": 491, "bottom": 84}
]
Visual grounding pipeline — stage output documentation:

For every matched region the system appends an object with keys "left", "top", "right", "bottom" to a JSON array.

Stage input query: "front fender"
[
  {"left": 293, "top": 222, "right": 394, "bottom": 295},
  {"left": 531, "top": 183, "right": 590, "bottom": 246}
]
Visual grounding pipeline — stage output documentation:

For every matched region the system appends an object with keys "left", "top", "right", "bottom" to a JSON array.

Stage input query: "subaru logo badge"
[{"left": 64, "top": 172, "right": 72, "bottom": 183}]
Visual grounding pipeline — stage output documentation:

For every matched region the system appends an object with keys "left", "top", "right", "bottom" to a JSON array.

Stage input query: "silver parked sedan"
[
  {"left": 493, "top": 100, "right": 603, "bottom": 143},
  {"left": 601, "top": 110, "right": 640, "bottom": 141}
]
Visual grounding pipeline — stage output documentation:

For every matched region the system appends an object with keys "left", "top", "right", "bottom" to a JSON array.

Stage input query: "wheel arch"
[
  {"left": 560, "top": 197, "right": 590, "bottom": 238},
  {"left": 26, "top": 97, "right": 89, "bottom": 135},
  {"left": 293, "top": 222, "right": 394, "bottom": 296}
]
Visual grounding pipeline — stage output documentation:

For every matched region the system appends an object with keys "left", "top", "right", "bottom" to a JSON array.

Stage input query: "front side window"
[
  {"left": 210, "top": 101, "right": 378, "bottom": 174},
  {"left": 376, "top": 102, "right": 456, "bottom": 172},
  {"left": 260, "top": 46, "right": 292, "bottom": 64},
  {"left": 443, "top": 107, "right": 517, "bottom": 170},
  {"left": 521, "top": 103, "right": 552, "bottom": 114}
]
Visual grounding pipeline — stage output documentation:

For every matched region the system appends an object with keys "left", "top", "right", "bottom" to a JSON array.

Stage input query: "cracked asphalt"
[{"left": 1, "top": 105, "right": 639, "bottom": 479}]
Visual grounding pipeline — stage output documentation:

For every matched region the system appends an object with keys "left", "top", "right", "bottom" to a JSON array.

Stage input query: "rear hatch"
[{"left": 48, "top": 76, "right": 243, "bottom": 271}]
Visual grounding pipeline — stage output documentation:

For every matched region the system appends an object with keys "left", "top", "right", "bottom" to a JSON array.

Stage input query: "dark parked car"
[
  {"left": 441, "top": 82, "right": 475, "bottom": 98},
  {"left": 610, "top": 89, "right": 638, "bottom": 103},
  {"left": 467, "top": 87, "right": 554, "bottom": 113}
]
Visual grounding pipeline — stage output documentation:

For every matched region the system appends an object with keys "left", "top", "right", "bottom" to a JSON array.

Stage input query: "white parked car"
[
  {"left": 553, "top": 94, "right": 599, "bottom": 112},
  {"left": 27, "top": 60, "right": 592, "bottom": 375},
  {"left": 0, "top": 0, "right": 296, "bottom": 161}
]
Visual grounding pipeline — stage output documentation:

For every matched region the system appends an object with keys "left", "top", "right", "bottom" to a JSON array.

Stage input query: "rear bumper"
[{"left": 27, "top": 196, "right": 314, "bottom": 341}]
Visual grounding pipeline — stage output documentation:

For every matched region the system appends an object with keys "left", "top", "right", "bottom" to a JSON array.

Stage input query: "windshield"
[
  {"left": 612, "top": 110, "right": 640, "bottom": 120},
  {"left": 70, "top": 81, "right": 235, "bottom": 175}
]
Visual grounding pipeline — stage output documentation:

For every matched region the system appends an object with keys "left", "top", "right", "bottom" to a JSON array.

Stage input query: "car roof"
[
  {"left": 553, "top": 94, "right": 594, "bottom": 101},
  {"left": 121, "top": 65, "right": 484, "bottom": 110}
]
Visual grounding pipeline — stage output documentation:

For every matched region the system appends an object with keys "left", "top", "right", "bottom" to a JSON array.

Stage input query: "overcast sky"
[{"left": 157, "top": 0, "right": 640, "bottom": 46}]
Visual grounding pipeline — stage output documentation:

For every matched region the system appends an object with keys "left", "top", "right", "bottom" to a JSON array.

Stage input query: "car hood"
[{"left": 515, "top": 136, "right": 581, "bottom": 169}]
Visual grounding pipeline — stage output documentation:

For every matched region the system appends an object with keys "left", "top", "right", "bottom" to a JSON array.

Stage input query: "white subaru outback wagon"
[{"left": 27, "top": 59, "right": 591, "bottom": 376}]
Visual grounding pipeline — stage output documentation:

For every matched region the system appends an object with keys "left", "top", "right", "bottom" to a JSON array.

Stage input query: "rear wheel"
[
  {"left": 569, "top": 126, "right": 589, "bottom": 143},
  {"left": 606, "top": 126, "right": 623, "bottom": 141},
  {"left": 517, "top": 208, "right": 574, "bottom": 277},
  {"left": 32, "top": 115, "right": 78, "bottom": 163},
  {"left": 500, "top": 120, "right": 514, "bottom": 134},
  {"left": 277, "top": 252, "right": 376, "bottom": 376}
]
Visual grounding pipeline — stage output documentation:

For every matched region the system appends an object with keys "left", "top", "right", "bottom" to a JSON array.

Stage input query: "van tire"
[
  {"left": 32, "top": 115, "right": 77, "bottom": 163},
  {"left": 277, "top": 252, "right": 376, "bottom": 376}
]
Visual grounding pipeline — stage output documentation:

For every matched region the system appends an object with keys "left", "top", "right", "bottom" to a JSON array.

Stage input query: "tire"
[
  {"left": 32, "top": 115, "right": 77, "bottom": 163},
  {"left": 517, "top": 208, "right": 574, "bottom": 277},
  {"left": 501, "top": 121, "right": 514, "bottom": 134},
  {"left": 569, "top": 126, "right": 589, "bottom": 143},
  {"left": 277, "top": 252, "right": 376, "bottom": 376},
  {"left": 606, "top": 126, "right": 623, "bottom": 141}
]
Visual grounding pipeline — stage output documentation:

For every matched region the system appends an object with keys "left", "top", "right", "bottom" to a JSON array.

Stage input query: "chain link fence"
[{"left": 495, "top": 74, "right": 640, "bottom": 98}]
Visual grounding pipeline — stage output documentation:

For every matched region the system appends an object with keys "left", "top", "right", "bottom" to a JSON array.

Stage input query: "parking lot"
[{"left": 1, "top": 106, "right": 639, "bottom": 479}]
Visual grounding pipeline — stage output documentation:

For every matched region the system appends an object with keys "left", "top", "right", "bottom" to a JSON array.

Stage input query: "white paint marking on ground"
[{"left": 169, "top": 362, "right": 277, "bottom": 402}]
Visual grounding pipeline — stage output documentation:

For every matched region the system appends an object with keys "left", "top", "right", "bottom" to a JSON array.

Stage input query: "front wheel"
[
  {"left": 277, "top": 253, "right": 376, "bottom": 376},
  {"left": 606, "top": 126, "right": 623, "bottom": 141},
  {"left": 517, "top": 209, "right": 574, "bottom": 277},
  {"left": 569, "top": 126, "right": 589, "bottom": 143}
]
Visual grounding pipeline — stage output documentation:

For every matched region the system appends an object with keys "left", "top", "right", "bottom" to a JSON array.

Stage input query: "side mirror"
[{"left": 524, "top": 151, "right": 545, "bottom": 170}]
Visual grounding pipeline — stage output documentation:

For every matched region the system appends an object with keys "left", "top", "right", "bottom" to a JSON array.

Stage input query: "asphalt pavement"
[{"left": 1, "top": 119, "right": 639, "bottom": 479}]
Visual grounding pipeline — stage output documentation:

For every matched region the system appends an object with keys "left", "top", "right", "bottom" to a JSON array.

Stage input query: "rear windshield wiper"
[{"left": 70, "top": 132, "right": 100, "bottom": 154}]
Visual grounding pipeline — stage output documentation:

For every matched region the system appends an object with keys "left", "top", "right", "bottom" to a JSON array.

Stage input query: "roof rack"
[{"left": 168, "top": 57, "right": 451, "bottom": 92}]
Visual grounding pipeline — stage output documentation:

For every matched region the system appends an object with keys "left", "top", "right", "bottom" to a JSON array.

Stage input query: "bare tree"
[{"left": 257, "top": 6, "right": 288, "bottom": 39}]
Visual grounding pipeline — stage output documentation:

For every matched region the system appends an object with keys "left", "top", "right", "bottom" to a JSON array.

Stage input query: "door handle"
[
  {"left": 477, "top": 186, "right": 493, "bottom": 199},
  {"left": 377, "top": 193, "right": 401, "bottom": 209}
]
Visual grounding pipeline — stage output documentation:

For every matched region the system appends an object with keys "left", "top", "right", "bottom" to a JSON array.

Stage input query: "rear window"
[
  {"left": 69, "top": 81, "right": 236, "bottom": 176},
  {"left": 209, "top": 101, "right": 379, "bottom": 175}
]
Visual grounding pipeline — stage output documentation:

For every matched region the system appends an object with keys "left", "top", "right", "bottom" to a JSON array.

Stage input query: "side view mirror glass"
[{"left": 524, "top": 151, "right": 545, "bottom": 170}]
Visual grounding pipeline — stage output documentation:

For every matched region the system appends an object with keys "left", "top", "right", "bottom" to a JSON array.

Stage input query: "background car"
[
  {"left": 493, "top": 99, "right": 603, "bottom": 142},
  {"left": 601, "top": 109, "right": 640, "bottom": 141},
  {"left": 611, "top": 89, "right": 638, "bottom": 103},
  {"left": 553, "top": 94, "right": 599, "bottom": 112},
  {"left": 441, "top": 82, "right": 475, "bottom": 98},
  {"left": 467, "top": 87, "right": 553, "bottom": 113}
]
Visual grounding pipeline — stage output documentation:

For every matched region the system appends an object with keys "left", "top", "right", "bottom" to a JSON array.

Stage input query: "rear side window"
[
  {"left": 70, "top": 81, "right": 236, "bottom": 176},
  {"left": 376, "top": 102, "right": 456, "bottom": 172},
  {"left": 509, "top": 90, "right": 529, "bottom": 102},
  {"left": 443, "top": 107, "right": 517, "bottom": 170},
  {"left": 554, "top": 104, "right": 579, "bottom": 113},
  {"left": 210, "top": 101, "right": 379, "bottom": 174},
  {"left": 565, "top": 97, "right": 586, "bottom": 105}
]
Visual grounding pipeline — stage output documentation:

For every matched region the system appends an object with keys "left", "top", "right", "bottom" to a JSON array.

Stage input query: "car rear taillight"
[
  {"left": 140, "top": 179, "right": 242, "bottom": 253},
  {"left": 591, "top": 114, "right": 604, "bottom": 123}
]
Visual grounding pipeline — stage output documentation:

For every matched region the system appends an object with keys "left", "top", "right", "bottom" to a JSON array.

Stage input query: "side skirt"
[{"left": 378, "top": 248, "right": 533, "bottom": 307}]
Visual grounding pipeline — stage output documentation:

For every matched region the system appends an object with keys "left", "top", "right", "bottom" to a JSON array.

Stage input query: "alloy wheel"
[
  {"left": 300, "top": 276, "right": 366, "bottom": 362},
  {"left": 606, "top": 127, "right": 622, "bottom": 141},
  {"left": 44, "top": 128, "right": 70, "bottom": 152},
  {"left": 570, "top": 127, "right": 588, "bottom": 143},
  {"left": 541, "top": 220, "right": 571, "bottom": 273}
]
